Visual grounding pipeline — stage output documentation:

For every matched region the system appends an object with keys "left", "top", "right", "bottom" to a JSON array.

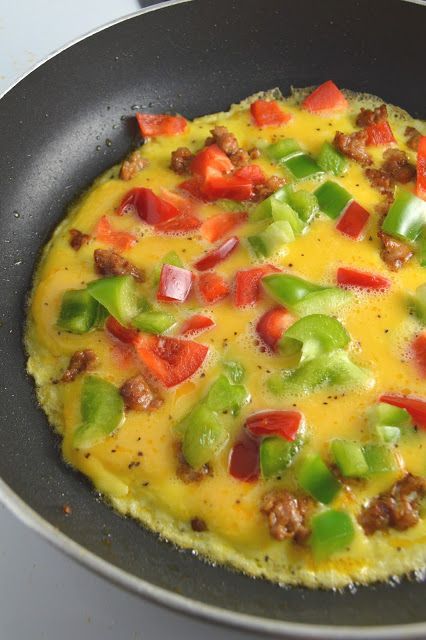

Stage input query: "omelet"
[{"left": 26, "top": 83, "right": 426, "bottom": 588}]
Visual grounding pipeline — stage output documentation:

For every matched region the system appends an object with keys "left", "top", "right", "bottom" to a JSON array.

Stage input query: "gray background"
[{"left": 0, "top": 1, "right": 258, "bottom": 638}]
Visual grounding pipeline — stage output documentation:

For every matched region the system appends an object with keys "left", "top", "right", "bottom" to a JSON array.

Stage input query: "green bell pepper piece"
[
  {"left": 374, "top": 426, "right": 401, "bottom": 445},
  {"left": 223, "top": 360, "right": 245, "bottom": 383},
  {"left": 309, "top": 510, "right": 354, "bottom": 561},
  {"left": 363, "top": 444, "right": 397, "bottom": 474},
  {"left": 182, "top": 405, "right": 228, "bottom": 469},
  {"left": 317, "top": 142, "right": 348, "bottom": 177},
  {"left": 132, "top": 310, "right": 176, "bottom": 334},
  {"left": 87, "top": 275, "right": 139, "bottom": 325},
  {"left": 57, "top": 289, "right": 100, "bottom": 334},
  {"left": 73, "top": 376, "right": 124, "bottom": 449},
  {"left": 266, "top": 138, "right": 301, "bottom": 162},
  {"left": 287, "top": 189, "right": 319, "bottom": 223},
  {"left": 248, "top": 221, "right": 294, "bottom": 258},
  {"left": 412, "top": 283, "right": 426, "bottom": 324},
  {"left": 249, "top": 185, "right": 292, "bottom": 222},
  {"left": 94, "top": 303, "right": 110, "bottom": 329},
  {"left": 260, "top": 435, "right": 303, "bottom": 479},
  {"left": 152, "top": 250, "right": 184, "bottom": 285},
  {"left": 331, "top": 439, "right": 369, "bottom": 477},
  {"left": 205, "top": 374, "right": 250, "bottom": 416},
  {"left": 368, "top": 402, "right": 411, "bottom": 443},
  {"left": 292, "top": 287, "right": 352, "bottom": 316},
  {"left": 382, "top": 188, "right": 426, "bottom": 242},
  {"left": 283, "top": 153, "right": 323, "bottom": 180},
  {"left": 215, "top": 199, "right": 246, "bottom": 212},
  {"left": 416, "top": 227, "right": 426, "bottom": 267},
  {"left": 314, "top": 180, "right": 352, "bottom": 219},
  {"left": 271, "top": 201, "right": 306, "bottom": 234},
  {"left": 297, "top": 454, "right": 340, "bottom": 504},
  {"left": 279, "top": 314, "right": 350, "bottom": 365}
]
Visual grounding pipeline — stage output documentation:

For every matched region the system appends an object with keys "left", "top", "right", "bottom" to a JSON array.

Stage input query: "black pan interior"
[{"left": 0, "top": 0, "right": 425, "bottom": 633}]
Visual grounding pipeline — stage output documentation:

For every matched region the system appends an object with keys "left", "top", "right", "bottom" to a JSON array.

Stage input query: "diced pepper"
[
  {"left": 331, "top": 439, "right": 369, "bottom": 477},
  {"left": 198, "top": 271, "right": 229, "bottom": 303},
  {"left": 314, "top": 181, "right": 352, "bottom": 219},
  {"left": 118, "top": 187, "right": 180, "bottom": 224},
  {"left": 213, "top": 199, "right": 247, "bottom": 212},
  {"left": 302, "top": 81, "right": 348, "bottom": 113},
  {"left": 229, "top": 434, "right": 259, "bottom": 481},
  {"left": 286, "top": 189, "right": 319, "bottom": 223},
  {"left": 283, "top": 153, "right": 323, "bottom": 180},
  {"left": 182, "top": 405, "right": 228, "bottom": 469},
  {"left": 57, "top": 289, "right": 100, "bottom": 334},
  {"left": 362, "top": 444, "right": 397, "bottom": 474},
  {"left": 417, "top": 136, "right": 426, "bottom": 200},
  {"left": 73, "top": 376, "right": 124, "bottom": 449},
  {"left": 336, "top": 201, "right": 370, "bottom": 240},
  {"left": 375, "top": 426, "right": 401, "bottom": 445},
  {"left": 94, "top": 215, "right": 137, "bottom": 251},
  {"left": 157, "top": 264, "right": 193, "bottom": 303},
  {"left": 234, "top": 264, "right": 280, "bottom": 307},
  {"left": 200, "top": 211, "right": 248, "bottom": 243},
  {"left": 234, "top": 164, "right": 266, "bottom": 185},
  {"left": 151, "top": 250, "right": 184, "bottom": 285},
  {"left": 246, "top": 410, "right": 302, "bottom": 441},
  {"left": 200, "top": 174, "right": 253, "bottom": 202},
  {"left": 293, "top": 288, "right": 352, "bottom": 317},
  {"left": 309, "top": 510, "right": 354, "bottom": 561},
  {"left": 278, "top": 314, "right": 350, "bottom": 365},
  {"left": 134, "top": 334, "right": 208, "bottom": 387},
  {"left": 205, "top": 374, "right": 250, "bottom": 415},
  {"left": 297, "top": 454, "right": 341, "bottom": 504},
  {"left": 365, "top": 121, "right": 396, "bottom": 146},
  {"left": 411, "top": 283, "right": 426, "bottom": 324},
  {"left": 416, "top": 227, "right": 426, "bottom": 267},
  {"left": 337, "top": 267, "right": 391, "bottom": 291},
  {"left": 135, "top": 112, "right": 187, "bottom": 137},
  {"left": 317, "top": 141, "right": 348, "bottom": 176},
  {"left": 223, "top": 360, "right": 245, "bottom": 383},
  {"left": 379, "top": 394, "right": 426, "bottom": 430},
  {"left": 248, "top": 220, "right": 294, "bottom": 258},
  {"left": 105, "top": 316, "right": 139, "bottom": 344},
  {"left": 94, "top": 303, "right": 109, "bottom": 329},
  {"left": 191, "top": 144, "right": 234, "bottom": 180},
  {"left": 250, "top": 99, "right": 292, "bottom": 128},
  {"left": 132, "top": 310, "right": 176, "bottom": 334},
  {"left": 250, "top": 185, "right": 292, "bottom": 222},
  {"left": 382, "top": 188, "right": 426, "bottom": 242},
  {"left": 260, "top": 435, "right": 302, "bottom": 479},
  {"left": 412, "top": 332, "right": 426, "bottom": 377},
  {"left": 368, "top": 402, "right": 411, "bottom": 443},
  {"left": 179, "top": 178, "right": 204, "bottom": 200},
  {"left": 271, "top": 202, "right": 306, "bottom": 234},
  {"left": 180, "top": 314, "right": 215, "bottom": 337},
  {"left": 256, "top": 306, "right": 293, "bottom": 350},
  {"left": 87, "top": 275, "right": 139, "bottom": 325},
  {"left": 266, "top": 138, "right": 301, "bottom": 162},
  {"left": 155, "top": 212, "right": 201, "bottom": 233},
  {"left": 194, "top": 236, "right": 239, "bottom": 271}
]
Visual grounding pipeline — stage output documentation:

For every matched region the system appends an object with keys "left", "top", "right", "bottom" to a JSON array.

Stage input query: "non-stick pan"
[{"left": 1, "top": 0, "right": 425, "bottom": 637}]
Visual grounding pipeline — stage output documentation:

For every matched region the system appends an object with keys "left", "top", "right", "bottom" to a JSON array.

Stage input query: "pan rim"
[{"left": 1, "top": 0, "right": 425, "bottom": 637}]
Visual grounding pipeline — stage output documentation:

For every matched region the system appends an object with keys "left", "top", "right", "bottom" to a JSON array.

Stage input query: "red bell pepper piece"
[
  {"left": 155, "top": 212, "right": 201, "bottom": 233},
  {"left": 179, "top": 178, "right": 204, "bottom": 200},
  {"left": 412, "top": 333, "right": 426, "bottom": 378},
  {"left": 105, "top": 316, "right": 139, "bottom": 344},
  {"left": 197, "top": 271, "right": 230, "bottom": 304},
  {"left": 191, "top": 144, "right": 233, "bottom": 181},
  {"left": 118, "top": 187, "right": 180, "bottom": 224},
  {"left": 194, "top": 236, "right": 239, "bottom": 271},
  {"left": 134, "top": 334, "right": 208, "bottom": 387},
  {"left": 302, "top": 80, "right": 348, "bottom": 113},
  {"left": 200, "top": 174, "right": 253, "bottom": 201},
  {"left": 336, "top": 267, "right": 391, "bottom": 291},
  {"left": 416, "top": 136, "right": 426, "bottom": 200},
  {"left": 234, "top": 264, "right": 280, "bottom": 307},
  {"left": 228, "top": 434, "right": 259, "bottom": 482},
  {"left": 365, "top": 121, "right": 396, "bottom": 146},
  {"left": 245, "top": 410, "right": 302, "bottom": 442},
  {"left": 200, "top": 211, "right": 248, "bottom": 243},
  {"left": 94, "top": 215, "right": 137, "bottom": 251},
  {"left": 157, "top": 264, "right": 193, "bottom": 302},
  {"left": 336, "top": 201, "right": 370, "bottom": 239},
  {"left": 180, "top": 314, "right": 215, "bottom": 337},
  {"left": 379, "top": 394, "right": 426, "bottom": 429},
  {"left": 160, "top": 188, "right": 195, "bottom": 214},
  {"left": 234, "top": 164, "right": 266, "bottom": 185},
  {"left": 256, "top": 306, "right": 293, "bottom": 351},
  {"left": 250, "top": 100, "right": 292, "bottom": 128},
  {"left": 136, "top": 112, "right": 187, "bottom": 137}
]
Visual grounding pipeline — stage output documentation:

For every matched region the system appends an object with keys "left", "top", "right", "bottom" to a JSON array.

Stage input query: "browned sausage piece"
[
  {"left": 358, "top": 473, "right": 426, "bottom": 535},
  {"left": 382, "top": 148, "right": 416, "bottom": 184},
  {"left": 261, "top": 490, "right": 313, "bottom": 544},
  {"left": 61, "top": 350, "right": 98, "bottom": 383},
  {"left": 170, "top": 147, "right": 194, "bottom": 175},
  {"left": 405, "top": 126, "right": 422, "bottom": 152},
  {"left": 120, "top": 374, "right": 163, "bottom": 411},
  {"left": 248, "top": 147, "right": 261, "bottom": 160},
  {"left": 253, "top": 175, "right": 286, "bottom": 202},
  {"left": 378, "top": 230, "right": 413, "bottom": 271},
  {"left": 94, "top": 248, "right": 144, "bottom": 282},
  {"left": 228, "top": 148, "right": 250, "bottom": 168},
  {"left": 175, "top": 442, "right": 212, "bottom": 483},
  {"left": 206, "top": 125, "right": 239, "bottom": 156},
  {"left": 333, "top": 129, "right": 372, "bottom": 167},
  {"left": 69, "top": 228, "right": 90, "bottom": 251},
  {"left": 365, "top": 168, "right": 395, "bottom": 200},
  {"left": 356, "top": 104, "right": 388, "bottom": 128},
  {"left": 120, "top": 151, "right": 149, "bottom": 181}
]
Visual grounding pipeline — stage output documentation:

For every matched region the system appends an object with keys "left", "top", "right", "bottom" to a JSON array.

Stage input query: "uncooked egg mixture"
[{"left": 26, "top": 84, "right": 426, "bottom": 588}]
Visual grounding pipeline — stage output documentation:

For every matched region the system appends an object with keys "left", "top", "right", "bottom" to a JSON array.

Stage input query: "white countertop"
[{"left": 0, "top": 2, "right": 259, "bottom": 638}]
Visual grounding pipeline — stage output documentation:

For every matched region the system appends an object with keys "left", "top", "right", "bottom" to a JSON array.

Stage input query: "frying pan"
[{"left": 0, "top": 0, "right": 425, "bottom": 637}]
